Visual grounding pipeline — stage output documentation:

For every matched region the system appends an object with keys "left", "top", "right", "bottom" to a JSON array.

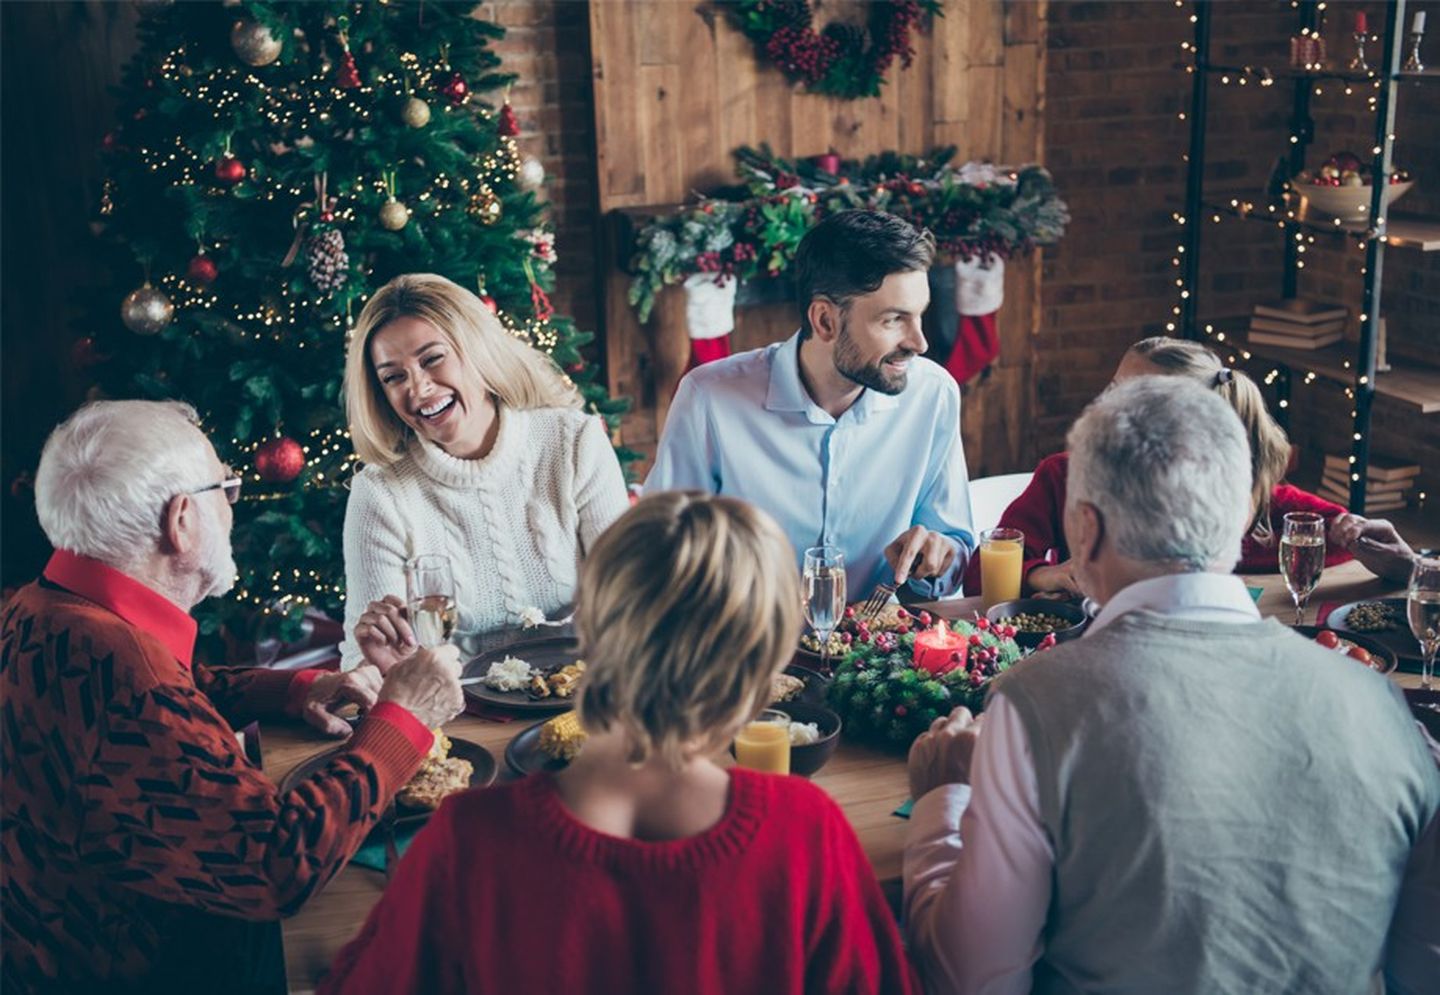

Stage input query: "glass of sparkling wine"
[
  {"left": 802, "top": 546, "right": 846, "bottom": 671},
  {"left": 1279, "top": 512, "right": 1326, "bottom": 626},
  {"left": 405, "top": 554, "right": 456, "bottom": 648},
  {"left": 1408, "top": 556, "right": 1440, "bottom": 690}
]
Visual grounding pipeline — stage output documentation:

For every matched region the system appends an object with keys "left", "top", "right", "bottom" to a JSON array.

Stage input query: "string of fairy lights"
[
  {"left": 107, "top": 15, "right": 567, "bottom": 610},
  {"left": 1167, "top": 0, "right": 1427, "bottom": 508}
]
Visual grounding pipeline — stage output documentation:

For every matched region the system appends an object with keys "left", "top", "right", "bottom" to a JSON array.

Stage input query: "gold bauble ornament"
[
  {"left": 120, "top": 283, "right": 174, "bottom": 336},
  {"left": 230, "top": 18, "right": 282, "bottom": 67},
  {"left": 466, "top": 186, "right": 502, "bottom": 225},
  {"left": 378, "top": 198, "right": 411, "bottom": 231},
  {"left": 401, "top": 97, "right": 431, "bottom": 128}
]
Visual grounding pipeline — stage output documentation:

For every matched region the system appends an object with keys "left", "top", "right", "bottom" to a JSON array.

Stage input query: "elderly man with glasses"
[{"left": 1, "top": 400, "right": 466, "bottom": 995}]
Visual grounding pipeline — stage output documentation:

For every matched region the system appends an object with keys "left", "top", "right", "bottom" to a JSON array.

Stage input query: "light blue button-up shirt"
[{"left": 645, "top": 332, "right": 975, "bottom": 599}]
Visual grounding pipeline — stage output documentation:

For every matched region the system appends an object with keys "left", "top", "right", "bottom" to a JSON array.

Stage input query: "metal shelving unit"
[{"left": 1180, "top": 0, "right": 1436, "bottom": 513}]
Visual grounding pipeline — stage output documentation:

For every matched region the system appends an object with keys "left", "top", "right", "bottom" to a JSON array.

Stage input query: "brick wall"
[
  {"left": 477, "top": 1, "right": 600, "bottom": 334},
  {"left": 1039, "top": 0, "right": 1438, "bottom": 500}
]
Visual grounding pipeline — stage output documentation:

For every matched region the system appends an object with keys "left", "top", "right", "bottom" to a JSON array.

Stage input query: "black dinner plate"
[
  {"left": 462, "top": 636, "right": 583, "bottom": 713},
  {"left": 279, "top": 734, "right": 497, "bottom": 829},
  {"left": 1325, "top": 598, "right": 1422, "bottom": 672},
  {"left": 505, "top": 719, "right": 571, "bottom": 777},
  {"left": 774, "top": 664, "right": 830, "bottom": 705}
]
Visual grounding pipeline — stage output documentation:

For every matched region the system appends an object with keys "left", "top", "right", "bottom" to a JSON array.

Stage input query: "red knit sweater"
[
  {"left": 963, "top": 452, "right": 1352, "bottom": 594},
  {"left": 0, "top": 552, "right": 433, "bottom": 991},
  {"left": 321, "top": 769, "right": 920, "bottom": 995}
]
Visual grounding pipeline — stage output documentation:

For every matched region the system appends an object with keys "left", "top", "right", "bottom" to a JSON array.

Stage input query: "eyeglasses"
[{"left": 192, "top": 477, "right": 243, "bottom": 505}]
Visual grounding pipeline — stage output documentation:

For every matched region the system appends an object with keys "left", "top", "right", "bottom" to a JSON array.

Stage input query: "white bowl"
[{"left": 1299, "top": 180, "right": 1414, "bottom": 222}]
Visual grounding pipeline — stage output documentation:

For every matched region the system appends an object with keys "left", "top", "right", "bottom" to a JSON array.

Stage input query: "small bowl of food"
[
  {"left": 985, "top": 598, "right": 1088, "bottom": 649},
  {"left": 730, "top": 702, "right": 842, "bottom": 778}
]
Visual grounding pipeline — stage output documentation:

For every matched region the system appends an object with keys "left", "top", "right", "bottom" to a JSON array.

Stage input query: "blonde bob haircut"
[
  {"left": 575, "top": 491, "right": 802, "bottom": 769},
  {"left": 1128, "top": 336, "right": 1292, "bottom": 542},
  {"left": 344, "top": 273, "right": 581, "bottom": 466}
]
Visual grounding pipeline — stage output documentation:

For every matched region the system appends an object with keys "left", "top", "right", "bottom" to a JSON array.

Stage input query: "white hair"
[
  {"left": 1066, "top": 376, "right": 1252, "bottom": 572},
  {"left": 34, "top": 400, "right": 216, "bottom": 572}
]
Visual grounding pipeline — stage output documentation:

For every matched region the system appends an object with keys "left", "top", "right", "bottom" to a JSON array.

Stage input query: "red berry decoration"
[
  {"left": 440, "top": 71, "right": 469, "bottom": 106},
  {"left": 895, "top": 607, "right": 909, "bottom": 620},
  {"left": 497, "top": 101, "right": 521, "bottom": 137},
  {"left": 968, "top": 633, "right": 983, "bottom": 646},
  {"left": 975, "top": 616, "right": 989, "bottom": 630},
  {"left": 843, "top": 606, "right": 856, "bottom": 619},
  {"left": 917, "top": 610, "right": 932, "bottom": 627},
  {"left": 186, "top": 253, "right": 218, "bottom": 285},
  {"left": 894, "top": 705, "right": 908, "bottom": 717},
  {"left": 254, "top": 436, "right": 305, "bottom": 483},
  {"left": 214, "top": 154, "right": 246, "bottom": 185}
]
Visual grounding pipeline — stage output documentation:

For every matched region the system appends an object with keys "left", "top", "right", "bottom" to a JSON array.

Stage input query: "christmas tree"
[{"left": 87, "top": 1, "right": 628, "bottom": 652}]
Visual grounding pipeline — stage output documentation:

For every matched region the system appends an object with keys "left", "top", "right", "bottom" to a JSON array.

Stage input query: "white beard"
[{"left": 197, "top": 498, "right": 238, "bottom": 600}]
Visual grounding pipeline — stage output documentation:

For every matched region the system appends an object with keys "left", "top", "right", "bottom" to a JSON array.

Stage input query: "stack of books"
[
  {"left": 1319, "top": 453, "right": 1420, "bottom": 512},
  {"left": 1247, "top": 299, "right": 1348, "bottom": 350}
]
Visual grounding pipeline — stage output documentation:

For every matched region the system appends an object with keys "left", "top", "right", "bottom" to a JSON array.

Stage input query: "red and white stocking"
[
  {"left": 944, "top": 254, "right": 1004, "bottom": 386},
  {"left": 683, "top": 272, "right": 736, "bottom": 369}
]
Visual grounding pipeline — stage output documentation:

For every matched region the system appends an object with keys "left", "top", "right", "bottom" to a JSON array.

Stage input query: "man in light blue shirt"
[{"left": 646, "top": 210, "right": 975, "bottom": 600}]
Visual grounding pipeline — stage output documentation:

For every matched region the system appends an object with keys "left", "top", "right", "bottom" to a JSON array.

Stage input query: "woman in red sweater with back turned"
[
  {"left": 321, "top": 491, "right": 919, "bottom": 995},
  {"left": 968, "top": 337, "right": 1410, "bottom": 597}
]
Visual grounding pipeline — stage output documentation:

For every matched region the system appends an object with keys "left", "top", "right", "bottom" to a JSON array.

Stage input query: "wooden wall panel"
[{"left": 591, "top": 0, "right": 1048, "bottom": 476}]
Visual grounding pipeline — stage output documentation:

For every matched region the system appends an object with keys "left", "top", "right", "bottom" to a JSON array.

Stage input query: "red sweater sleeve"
[
  {"left": 319, "top": 798, "right": 466, "bottom": 995},
  {"left": 193, "top": 663, "right": 311, "bottom": 727},
  {"left": 76, "top": 630, "right": 427, "bottom": 919},
  {"left": 964, "top": 453, "right": 1071, "bottom": 596},
  {"left": 806, "top": 796, "right": 922, "bottom": 994}
]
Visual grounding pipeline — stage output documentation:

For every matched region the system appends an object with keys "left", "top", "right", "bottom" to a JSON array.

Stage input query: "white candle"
[{"left": 1414, "top": 10, "right": 1427, "bottom": 33}]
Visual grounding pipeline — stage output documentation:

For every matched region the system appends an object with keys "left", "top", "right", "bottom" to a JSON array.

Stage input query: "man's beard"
[
  {"left": 832, "top": 317, "right": 916, "bottom": 395},
  {"left": 197, "top": 499, "right": 238, "bottom": 600}
]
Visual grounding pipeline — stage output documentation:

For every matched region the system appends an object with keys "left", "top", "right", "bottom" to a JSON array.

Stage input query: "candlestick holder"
[
  {"left": 1350, "top": 31, "right": 1372, "bottom": 72},
  {"left": 1404, "top": 31, "right": 1426, "bottom": 72}
]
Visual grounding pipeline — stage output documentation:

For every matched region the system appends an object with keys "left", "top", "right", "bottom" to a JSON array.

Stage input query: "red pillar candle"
[
  {"left": 913, "top": 621, "right": 968, "bottom": 676},
  {"left": 814, "top": 152, "right": 841, "bottom": 176},
  {"left": 1355, "top": 11, "right": 1367, "bottom": 33}
]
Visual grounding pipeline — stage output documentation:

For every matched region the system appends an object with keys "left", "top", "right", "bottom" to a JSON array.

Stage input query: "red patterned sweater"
[
  {"left": 962, "top": 453, "right": 1353, "bottom": 594},
  {"left": 0, "top": 551, "right": 432, "bottom": 992}
]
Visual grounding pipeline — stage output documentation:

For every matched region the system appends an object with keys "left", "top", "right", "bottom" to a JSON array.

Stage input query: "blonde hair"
[
  {"left": 1127, "top": 336, "right": 1291, "bottom": 540},
  {"left": 344, "top": 273, "right": 581, "bottom": 466},
  {"left": 575, "top": 492, "right": 802, "bottom": 768}
]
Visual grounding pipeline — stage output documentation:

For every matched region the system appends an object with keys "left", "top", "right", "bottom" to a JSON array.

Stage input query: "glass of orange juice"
[
  {"left": 979, "top": 527, "right": 1024, "bottom": 610},
  {"left": 734, "top": 709, "right": 791, "bottom": 774}
]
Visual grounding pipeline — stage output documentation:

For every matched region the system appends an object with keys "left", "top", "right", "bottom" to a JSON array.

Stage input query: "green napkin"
[
  {"left": 1248, "top": 586, "right": 1264, "bottom": 603},
  {"left": 893, "top": 798, "right": 914, "bottom": 820},
  {"left": 350, "top": 822, "right": 422, "bottom": 873}
]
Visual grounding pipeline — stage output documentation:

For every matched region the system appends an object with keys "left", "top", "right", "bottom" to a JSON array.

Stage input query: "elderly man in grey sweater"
[{"left": 904, "top": 376, "right": 1440, "bottom": 994}]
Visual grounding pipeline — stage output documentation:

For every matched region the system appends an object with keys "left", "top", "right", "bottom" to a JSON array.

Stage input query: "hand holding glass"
[
  {"left": 1279, "top": 512, "right": 1325, "bottom": 625},
  {"left": 803, "top": 546, "right": 846, "bottom": 670},
  {"left": 405, "top": 554, "right": 456, "bottom": 648},
  {"left": 1408, "top": 556, "right": 1440, "bottom": 690}
]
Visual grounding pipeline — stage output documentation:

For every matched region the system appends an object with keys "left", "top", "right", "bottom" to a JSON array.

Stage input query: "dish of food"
[
  {"left": 279, "top": 728, "right": 497, "bottom": 827},
  {"left": 797, "top": 604, "right": 930, "bottom": 660},
  {"left": 1325, "top": 598, "right": 1421, "bottom": 669},
  {"left": 506, "top": 716, "right": 578, "bottom": 777},
  {"left": 772, "top": 665, "right": 829, "bottom": 705},
  {"left": 463, "top": 636, "right": 585, "bottom": 713},
  {"left": 1293, "top": 625, "right": 1398, "bottom": 676}
]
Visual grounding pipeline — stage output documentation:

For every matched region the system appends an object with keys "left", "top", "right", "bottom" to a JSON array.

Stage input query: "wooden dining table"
[{"left": 265, "top": 560, "right": 1425, "bottom": 993}]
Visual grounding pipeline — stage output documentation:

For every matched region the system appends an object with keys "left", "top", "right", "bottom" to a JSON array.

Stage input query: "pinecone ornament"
[{"left": 305, "top": 222, "right": 348, "bottom": 292}]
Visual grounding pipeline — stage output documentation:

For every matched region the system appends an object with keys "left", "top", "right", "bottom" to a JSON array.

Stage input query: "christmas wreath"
[
  {"left": 826, "top": 611, "right": 1056, "bottom": 750},
  {"left": 729, "top": 0, "right": 943, "bottom": 100}
]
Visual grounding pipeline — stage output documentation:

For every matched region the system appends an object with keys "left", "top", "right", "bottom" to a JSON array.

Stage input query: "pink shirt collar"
[{"left": 43, "top": 549, "right": 197, "bottom": 668}]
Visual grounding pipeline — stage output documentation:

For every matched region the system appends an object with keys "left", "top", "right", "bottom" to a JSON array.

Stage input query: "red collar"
[{"left": 43, "top": 549, "right": 197, "bottom": 668}]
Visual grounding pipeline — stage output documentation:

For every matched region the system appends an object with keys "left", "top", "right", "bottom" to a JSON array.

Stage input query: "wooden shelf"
[
  {"left": 1202, "top": 63, "right": 1440, "bottom": 84},
  {"left": 1212, "top": 326, "right": 1440, "bottom": 414},
  {"left": 1201, "top": 192, "right": 1440, "bottom": 250}
]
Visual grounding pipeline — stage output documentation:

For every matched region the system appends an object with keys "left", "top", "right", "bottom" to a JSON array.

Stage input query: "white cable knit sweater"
[{"left": 339, "top": 405, "right": 629, "bottom": 669}]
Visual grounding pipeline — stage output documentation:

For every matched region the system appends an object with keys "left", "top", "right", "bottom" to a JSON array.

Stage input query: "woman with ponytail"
[{"left": 970, "top": 337, "right": 1410, "bottom": 596}]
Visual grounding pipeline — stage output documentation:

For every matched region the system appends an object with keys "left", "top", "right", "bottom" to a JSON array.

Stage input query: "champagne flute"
[
  {"left": 405, "top": 554, "right": 457, "bottom": 648},
  {"left": 802, "top": 546, "right": 846, "bottom": 672},
  {"left": 1279, "top": 512, "right": 1326, "bottom": 626},
  {"left": 1408, "top": 556, "right": 1440, "bottom": 690}
]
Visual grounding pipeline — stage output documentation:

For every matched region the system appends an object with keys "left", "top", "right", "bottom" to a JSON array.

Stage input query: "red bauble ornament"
[
  {"left": 215, "top": 154, "right": 247, "bottom": 184},
  {"left": 440, "top": 72, "right": 469, "bottom": 106},
  {"left": 186, "top": 253, "right": 218, "bottom": 285},
  {"left": 70, "top": 336, "right": 107, "bottom": 369},
  {"left": 254, "top": 436, "right": 305, "bottom": 483},
  {"left": 101, "top": 131, "right": 118, "bottom": 153},
  {"left": 479, "top": 294, "right": 498, "bottom": 313},
  {"left": 498, "top": 101, "right": 521, "bottom": 137},
  {"left": 335, "top": 49, "right": 361, "bottom": 88},
  {"left": 565, "top": 361, "right": 586, "bottom": 375}
]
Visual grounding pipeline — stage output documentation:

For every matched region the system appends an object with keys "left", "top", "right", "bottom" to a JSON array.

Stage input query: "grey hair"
[
  {"left": 34, "top": 400, "right": 216, "bottom": 572},
  {"left": 1066, "top": 377, "right": 1252, "bottom": 572}
]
